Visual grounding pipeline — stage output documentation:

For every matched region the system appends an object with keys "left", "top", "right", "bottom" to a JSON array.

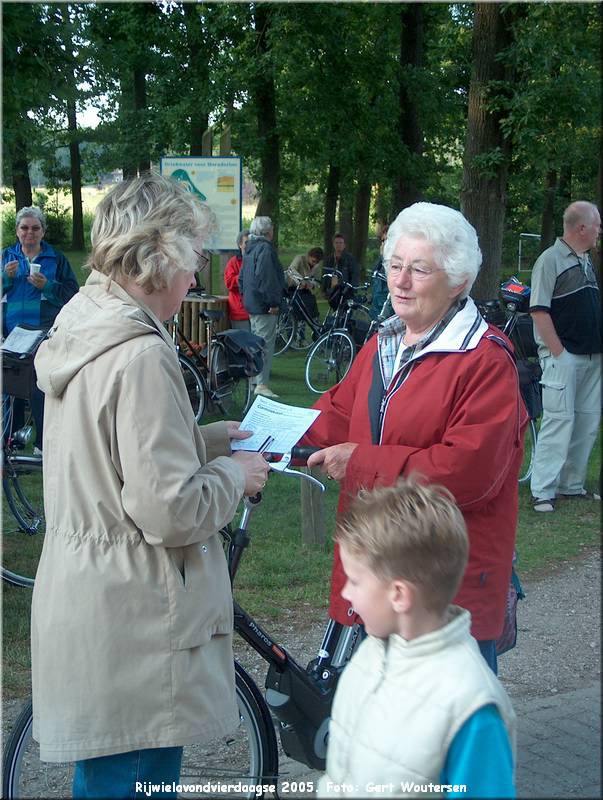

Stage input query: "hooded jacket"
[
  {"left": 31, "top": 271, "right": 245, "bottom": 762},
  {"left": 238, "top": 236, "right": 285, "bottom": 314}
]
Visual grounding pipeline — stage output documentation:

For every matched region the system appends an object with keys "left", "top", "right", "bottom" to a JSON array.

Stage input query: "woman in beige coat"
[{"left": 32, "top": 174, "right": 270, "bottom": 797}]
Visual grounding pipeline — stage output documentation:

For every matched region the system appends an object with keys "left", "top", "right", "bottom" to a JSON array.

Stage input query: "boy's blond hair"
[{"left": 336, "top": 477, "right": 468, "bottom": 614}]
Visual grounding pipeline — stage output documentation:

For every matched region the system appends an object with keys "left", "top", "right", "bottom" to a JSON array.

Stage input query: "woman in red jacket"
[
  {"left": 224, "top": 229, "right": 250, "bottom": 330},
  {"left": 304, "top": 203, "right": 528, "bottom": 674}
]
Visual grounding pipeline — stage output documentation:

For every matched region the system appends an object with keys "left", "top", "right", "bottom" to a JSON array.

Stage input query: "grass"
[{"left": 2, "top": 270, "right": 601, "bottom": 699}]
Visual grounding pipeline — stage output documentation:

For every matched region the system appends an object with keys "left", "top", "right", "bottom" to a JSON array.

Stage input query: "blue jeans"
[
  {"left": 73, "top": 746, "right": 183, "bottom": 799},
  {"left": 478, "top": 639, "right": 498, "bottom": 675}
]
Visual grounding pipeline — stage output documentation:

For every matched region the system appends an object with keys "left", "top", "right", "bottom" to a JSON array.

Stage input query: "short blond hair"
[
  {"left": 87, "top": 173, "right": 217, "bottom": 293},
  {"left": 336, "top": 477, "right": 468, "bottom": 614}
]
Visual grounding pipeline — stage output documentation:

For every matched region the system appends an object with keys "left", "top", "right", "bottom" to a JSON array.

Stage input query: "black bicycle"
[
  {"left": 304, "top": 282, "right": 387, "bottom": 394},
  {"left": 3, "top": 451, "right": 362, "bottom": 799},
  {"left": 476, "top": 277, "right": 541, "bottom": 484},
  {"left": 169, "top": 305, "right": 252, "bottom": 423},
  {"left": 2, "top": 421, "right": 44, "bottom": 588}
]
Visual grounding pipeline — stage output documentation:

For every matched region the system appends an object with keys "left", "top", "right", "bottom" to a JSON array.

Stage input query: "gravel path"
[{"left": 2, "top": 548, "right": 599, "bottom": 797}]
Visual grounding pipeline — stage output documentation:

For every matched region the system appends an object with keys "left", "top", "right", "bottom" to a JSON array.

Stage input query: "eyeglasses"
[
  {"left": 193, "top": 249, "right": 211, "bottom": 272},
  {"left": 18, "top": 225, "right": 42, "bottom": 232},
  {"left": 385, "top": 261, "right": 441, "bottom": 281}
]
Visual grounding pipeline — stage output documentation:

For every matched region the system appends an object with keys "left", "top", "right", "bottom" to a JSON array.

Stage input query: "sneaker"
[
  {"left": 33, "top": 446, "right": 43, "bottom": 457},
  {"left": 533, "top": 497, "right": 555, "bottom": 512},
  {"left": 253, "top": 384, "right": 280, "bottom": 399},
  {"left": 557, "top": 491, "right": 601, "bottom": 501}
]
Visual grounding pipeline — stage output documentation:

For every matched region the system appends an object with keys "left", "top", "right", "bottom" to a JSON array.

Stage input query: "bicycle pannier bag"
[
  {"left": 514, "top": 314, "right": 539, "bottom": 359},
  {"left": 495, "top": 563, "right": 525, "bottom": 656},
  {"left": 216, "top": 329, "right": 265, "bottom": 379},
  {"left": 348, "top": 317, "right": 370, "bottom": 348},
  {"left": 517, "top": 359, "right": 543, "bottom": 419}
]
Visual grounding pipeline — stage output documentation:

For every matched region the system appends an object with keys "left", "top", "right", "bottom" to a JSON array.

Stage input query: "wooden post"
[
  {"left": 218, "top": 125, "right": 232, "bottom": 297},
  {"left": 201, "top": 127, "right": 213, "bottom": 293},
  {"left": 300, "top": 468, "right": 326, "bottom": 547}
]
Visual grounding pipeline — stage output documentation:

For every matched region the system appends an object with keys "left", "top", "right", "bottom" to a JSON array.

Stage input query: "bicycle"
[
  {"left": 476, "top": 277, "right": 541, "bottom": 484},
  {"left": 304, "top": 277, "right": 377, "bottom": 394},
  {"left": 3, "top": 450, "right": 362, "bottom": 798},
  {"left": 169, "top": 303, "right": 252, "bottom": 424},
  {"left": 274, "top": 279, "right": 322, "bottom": 356},
  {"left": 2, "top": 420, "right": 44, "bottom": 588},
  {"left": 2, "top": 331, "right": 47, "bottom": 588}
]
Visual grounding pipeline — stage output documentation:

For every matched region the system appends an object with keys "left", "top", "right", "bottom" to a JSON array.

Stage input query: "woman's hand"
[
  {"left": 231, "top": 451, "right": 271, "bottom": 495},
  {"left": 28, "top": 272, "right": 47, "bottom": 290},
  {"left": 4, "top": 260, "right": 18, "bottom": 278},
  {"left": 227, "top": 422, "right": 252, "bottom": 440},
  {"left": 307, "top": 442, "right": 358, "bottom": 481}
]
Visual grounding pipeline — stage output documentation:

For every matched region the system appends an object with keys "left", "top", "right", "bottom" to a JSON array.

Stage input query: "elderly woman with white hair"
[
  {"left": 239, "top": 215, "right": 285, "bottom": 398},
  {"left": 304, "top": 202, "right": 528, "bottom": 674},
  {"left": 31, "top": 174, "right": 270, "bottom": 796}
]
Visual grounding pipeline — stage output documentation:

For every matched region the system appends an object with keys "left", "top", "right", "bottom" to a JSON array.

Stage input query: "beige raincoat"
[{"left": 32, "top": 272, "right": 245, "bottom": 762}]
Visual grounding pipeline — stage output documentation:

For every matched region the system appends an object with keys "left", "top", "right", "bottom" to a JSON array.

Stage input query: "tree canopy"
[{"left": 2, "top": 1, "right": 600, "bottom": 286}]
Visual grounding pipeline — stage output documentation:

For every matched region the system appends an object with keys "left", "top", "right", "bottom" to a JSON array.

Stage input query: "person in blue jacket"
[{"left": 2, "top": 206, "right": 79, "bottom": 451}]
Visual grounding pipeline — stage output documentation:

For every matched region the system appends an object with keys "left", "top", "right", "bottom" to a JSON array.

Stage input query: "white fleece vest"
[{"left": 318, "top": 607, "right": 516, "bottom": 798}]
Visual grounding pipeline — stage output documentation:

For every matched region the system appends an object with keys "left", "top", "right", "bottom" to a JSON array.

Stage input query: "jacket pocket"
[{"left": 163, "top": 537, "right": 233, "bottom": 650}]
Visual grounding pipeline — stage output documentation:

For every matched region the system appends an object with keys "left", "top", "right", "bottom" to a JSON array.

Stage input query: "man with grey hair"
[
  {"left": 530, "top": 200, "right": 602, "bottom": 512},
  {"left": 239, "top": 216, "right": 285, "bottom": 398}
]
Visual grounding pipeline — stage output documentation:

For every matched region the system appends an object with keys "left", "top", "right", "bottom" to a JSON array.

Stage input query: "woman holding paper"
[
  {"left": 303, "top": 202, "right": 527, "bottom": 674},
  {"left": 2, "top": 206, "right": 78, "bottom": 451},
  {"left": 31, "top": 174, "right": 269, "bottom": 796}
]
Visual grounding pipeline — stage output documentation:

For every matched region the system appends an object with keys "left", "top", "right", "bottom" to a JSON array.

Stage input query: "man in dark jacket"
[
  {"left": 239, "top": 216, "right": 285, "bottom": 398},
  {"left": 322, "top": 232, "right": 360, "bottom": 310}
]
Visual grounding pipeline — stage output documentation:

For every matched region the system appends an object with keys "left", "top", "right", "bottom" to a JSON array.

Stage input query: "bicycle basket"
[
  {"left": 216, "top": 329, "right": 265, "bottom": 378},
  {"left": 501, "top": 278, "right": 531, "bottom": 313},
  {"left": 475, "top": 299, "right": 506, "bottom": 329},
  {"left": 1, "top": 326, "right": 47, "bottom": 400}
]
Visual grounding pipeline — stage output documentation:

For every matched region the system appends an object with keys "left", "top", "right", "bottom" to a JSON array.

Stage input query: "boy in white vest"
[{"left": 318, "top": 479, "right": 516, "bottom": 798}]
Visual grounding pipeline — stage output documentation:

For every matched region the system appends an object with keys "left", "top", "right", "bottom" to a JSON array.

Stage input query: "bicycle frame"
[{"left": 227, "top": 483, "right": 361, "bottom": 772}]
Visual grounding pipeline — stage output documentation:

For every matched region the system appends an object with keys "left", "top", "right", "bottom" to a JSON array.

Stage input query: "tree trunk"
[
  {"left": 393, "top": 3, "right": 424, "bottom": 212},
  {"left": 539, "top": 169, "right": 557, "bottom": 253},
  {"left": 120, "top": 73, "right": 137, "bottom": 180},
  {"left": 323, "top": 163, "right": 340, "bottom": 257},
  {"left": 134, "top": 66, "right": 150, "bottom": 174},
  {"left": 352, "top": 179, "right": 372, "bottom": 273},
  {"left": 184, "top": 3, "right": 209, "bottom": 156},
  {"left": 11, "top": 130, "right": 32, "bottom": 210},
  {"left": 253, "top": 4, "right": 280, "bottom": 242},
  {"left": 461, "top": 3, "right": 515, "bottom": 300},
  {"left": 67, "top": 97, "right": 85, "bottom": 250},
  {"left": 338, "top": 189, "right": 354, "bottom": 248}
]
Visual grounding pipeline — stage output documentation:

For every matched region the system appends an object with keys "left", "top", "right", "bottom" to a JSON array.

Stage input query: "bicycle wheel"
[
  {"left": 2, "top": 665, "right": 278, "bottom": 799},
  {"left": 179, "top": 352, "right": 207, "bottom": 423},
  {"left": 274, "top": 306, "right": 296, "bottom": 356},
  {"left": 289, "top": 319, "right": 314, "bottom": 351},
  {"left": 2, "top": 456, "right": 45, "bottom": 587},
  {"left": 209, "top": 341, "right": 251, "bottom": 420},
  {"left": 519, "top": 418, "right": 537, "bottom": 484},
  {"left": 305, "top": 330, "right": 355, "bottom": 394}
]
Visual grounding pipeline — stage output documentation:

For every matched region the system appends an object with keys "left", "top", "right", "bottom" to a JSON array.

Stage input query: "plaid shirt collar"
[{"left": 378, "top": 301, "right": 463, "bottom": 388}]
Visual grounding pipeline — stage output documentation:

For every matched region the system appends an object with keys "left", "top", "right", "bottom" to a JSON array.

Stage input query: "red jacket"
[
  {"left": 224, "top": 255, "right": 249, "bottom": 321},
  {"left": 304, "top": 302, "right": 528, "bottom": 640}
]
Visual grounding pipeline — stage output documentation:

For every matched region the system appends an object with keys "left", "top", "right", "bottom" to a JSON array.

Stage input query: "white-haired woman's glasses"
[{"left": 385, "top": 259, "right": 442, "bottom": 281}]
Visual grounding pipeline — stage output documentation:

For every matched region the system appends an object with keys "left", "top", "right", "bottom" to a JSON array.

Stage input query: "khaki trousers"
[{"left": 530, "top": 350, "right": 601, "bottom": 499}]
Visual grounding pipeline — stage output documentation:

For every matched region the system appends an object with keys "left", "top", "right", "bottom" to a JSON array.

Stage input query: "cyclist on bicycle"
[
  {"left": 322, "top": 233, "right": 360, "bottom": 311},
  {"left": 286, "top": 247, "right": 323, "bottom": 343}
]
